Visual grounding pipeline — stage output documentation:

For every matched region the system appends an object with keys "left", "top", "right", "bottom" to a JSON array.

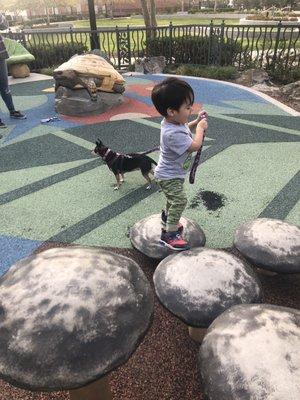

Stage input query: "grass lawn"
[
  {"left": 72, "top": 16, "right": 240, "bottom": 28},
  {"left": 28, "top": 16, "right": 240, "bottom": 61}
]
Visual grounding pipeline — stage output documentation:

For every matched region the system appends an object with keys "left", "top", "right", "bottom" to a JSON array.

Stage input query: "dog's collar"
[
  {"left": 102, "top": 148, "right": 122, "bottom": 170},
  {"left": 103, "top": 149, "right": 111, "bottom": 160}
]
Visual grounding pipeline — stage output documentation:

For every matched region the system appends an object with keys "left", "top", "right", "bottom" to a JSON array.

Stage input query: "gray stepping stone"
[
  {"left": 130, "top": 213, "right": 206, "bottom": 259},
  {"left": 234, "top": 218, "right": 300, "bottom": 273},
  {"left": 153, "top": 248, "right": 262, "bottom": 341},
  {"left": 199, "top": 304, "right": 300, "bottom": 400},
  {"left": 0, "top": 246, "right": 153, "bottom": 393}
]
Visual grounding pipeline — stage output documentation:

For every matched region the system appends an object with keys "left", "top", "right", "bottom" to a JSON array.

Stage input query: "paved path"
[{"left": 0, "top": 73, "right": 299, "bottom": 275}]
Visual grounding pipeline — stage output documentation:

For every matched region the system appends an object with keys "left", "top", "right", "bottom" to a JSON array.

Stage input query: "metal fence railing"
[{"left": 4, "top": 21, "right": 300, "bottom": 72}]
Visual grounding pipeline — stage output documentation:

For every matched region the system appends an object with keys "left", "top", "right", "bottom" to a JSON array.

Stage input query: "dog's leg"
[
  {"left": 120, "top": 173, "right": 125, "bottom": 183},
  {"left": 114, "top": 174, "right": 121, "bottom": 190},
  {"left": 143, "top": 173, "right": 152, "bottom": 190}
]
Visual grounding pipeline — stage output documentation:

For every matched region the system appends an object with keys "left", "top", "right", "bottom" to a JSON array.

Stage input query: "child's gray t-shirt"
[{"left": 154, "top": 119, "right": 193, "bottom": 180}]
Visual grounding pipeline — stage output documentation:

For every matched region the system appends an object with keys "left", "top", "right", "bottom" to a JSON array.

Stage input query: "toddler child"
[{"left": 151, "top": 77, "right": 208, "bottom": 250}]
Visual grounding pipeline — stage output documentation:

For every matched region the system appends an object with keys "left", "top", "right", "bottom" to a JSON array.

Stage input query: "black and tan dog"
[{"left": 92, "top": 139, "right": 158, "bottom": 190}]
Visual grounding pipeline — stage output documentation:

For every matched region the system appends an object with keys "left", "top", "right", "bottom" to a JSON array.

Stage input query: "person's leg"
[
  {"left": 0, "top": 59, "right": 26, "bottom": 119},
  {"left": 0, "top": 59, "right": 15, "bottom": 112},
  {"left": 166, "top": 200, "right": 171, "bottom": 214},
  {"left": 160, "top": 201, "right": 171, "bottom": 228},
  {"left": 163, "top": 179, "right": 187, "bottom": 232},
  {"left": 158, "top": 179, "right": 189, "bottom": 250}
]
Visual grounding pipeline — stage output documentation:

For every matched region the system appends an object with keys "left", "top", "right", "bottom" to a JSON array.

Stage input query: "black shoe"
[
  {"left": 159, "top": 229, "right": 190, "bottom": 251},
  {"left": 161, "top": 209, "right": 184, "bottom": 233},
  {"left": 10, "top": 110, "right": 26, "bottom": 119},
  {"left": 0, "top": 120, "right": 7, "bottom": 128}
]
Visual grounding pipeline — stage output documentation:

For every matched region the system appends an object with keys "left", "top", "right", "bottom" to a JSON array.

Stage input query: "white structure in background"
[{"left": 2, "top": 10, "right": 28, "bottom": 21}]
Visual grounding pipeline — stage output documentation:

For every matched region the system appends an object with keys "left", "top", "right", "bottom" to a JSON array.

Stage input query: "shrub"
[
  {"left": 269, "top": 66, "right": 300, "bottom": 84},
  {"left": 245, "top": 14, "right": 297, "bottom": 21},
  {"left": 147, "top": 35, "right": 241, "bottom": 66},
  {"left": 38, "top": 66, "right": 58, "bottom": 75},
  {"left": 268, "top": 62, "right": 300, "bottom": 84},
  {"left": 272, "top": 17, "right": 289, "bottom": 21},
  {"left": 214, "top": 7, "right": 237, "bottom": 12},
  {"left": 29, "top": 42, "right": 88, "bottom": 70},
  {"left": 165, "top": 64, "right": 238, "bottom": 80},
  {"left": 197, "top": 8, "right": 214, "bottom": 12},
  {"left": 245, "top": 15, "right": 268, "bottom": 20},
  {"left": 188, "top": 7, "right": 236, "bottom": 12}
]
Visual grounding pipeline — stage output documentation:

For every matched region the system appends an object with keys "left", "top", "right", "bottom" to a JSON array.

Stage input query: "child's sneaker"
[
  {"left": 161, "top": 210, "right": 183, "bottom": 233},
  {"left": 0, "top": 120, "right": 7, "bottom": 128},
  {"left": 159, "top": 229, "right": 190, "bottom": 251},
  {"left": 10, "top": 110, "right": 26, "bottom": 119}
]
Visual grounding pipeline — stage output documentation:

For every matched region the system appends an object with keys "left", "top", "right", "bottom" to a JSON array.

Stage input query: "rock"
[
  {"left": 55, "top": 86, "right": 124, "bottom": 116},
  {"left": 130, "top": 214, "right": 205, "bottom": 259},
  {"left": 0, "top": 246, "right": 153, "bottom": 391},
  {"left": 235, "top": 68, "right": 270, "bottom": 86},
  {"left": 281, "top": 80, "right": 300, "bottom": 106},
  {"left": 153, "top": 248, "right": 262, "bottom": 329},
  {"left": 9, "top": 63, "right": 30, "bottom": 78},
  {"left": 135, "top": 56, "right": 166, "bottom": 74},
  {"left": 251, "top": 83, "right": 279, "bottom": 93},
  {"left": 234, "top": 218, "right": 300, "bottom": 273},
  {"left": 199, "top": 304, "right": 300, "bottom": 400}
]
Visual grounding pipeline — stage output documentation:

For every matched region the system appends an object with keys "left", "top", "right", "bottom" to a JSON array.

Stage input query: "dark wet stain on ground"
[{"left": 189, "top": 190, "right": 226, "bottom": 211}]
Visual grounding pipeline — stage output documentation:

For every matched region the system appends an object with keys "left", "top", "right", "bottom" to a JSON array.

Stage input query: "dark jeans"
[{"left": 0, "top": 58, "right": 15, "bottom": 116}]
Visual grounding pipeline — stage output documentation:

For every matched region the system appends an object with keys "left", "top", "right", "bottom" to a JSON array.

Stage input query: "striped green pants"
[{"left": 156, "top": 178, "right": 187, "bottom": 232}]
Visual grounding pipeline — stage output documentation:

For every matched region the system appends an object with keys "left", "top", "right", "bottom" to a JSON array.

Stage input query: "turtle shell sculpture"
[{"left": 53, "top": 54, "right": 126, "bottom": 101}]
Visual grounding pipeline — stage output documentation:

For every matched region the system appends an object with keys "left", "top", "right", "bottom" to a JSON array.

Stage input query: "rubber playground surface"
[{"left": 0, "top": 73, "right": 299, "bottom": 276}]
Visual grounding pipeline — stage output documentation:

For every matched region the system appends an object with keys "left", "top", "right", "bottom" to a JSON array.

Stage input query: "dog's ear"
[{"left": 96, "top": 139, "right": 102, "bottom": 146}]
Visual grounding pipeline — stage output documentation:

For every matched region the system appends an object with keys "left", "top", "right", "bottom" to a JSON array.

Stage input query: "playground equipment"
[
  {"left": 0, "top": 247, "right": 153, "bottom": 400},
  {"left": 153, "top": 248, "right": 262, "bottom": 342},
  {"left": 4, "top": 37, "right": 35, "bottom": 78},
  {"left": 130, "top": 213, "right": 206, "bottom": 259},
  {"left": 199, "top": 304, "right": 300, "bottom": 400}
]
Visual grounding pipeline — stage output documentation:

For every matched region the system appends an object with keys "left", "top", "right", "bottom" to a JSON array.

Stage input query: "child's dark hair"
[{"left": 151, "top": 77, "right": 194, "bottom": 117}]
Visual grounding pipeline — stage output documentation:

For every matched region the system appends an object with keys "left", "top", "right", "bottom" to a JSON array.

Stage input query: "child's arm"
[
  {"left": 188, "top": 117, "right": 199, "bottom": 131},
  {"left": 188, "top": 109, "right": 205, "bottom": 131},
  {"left": 188, "top": 118, "right": 208, "bottom": 152}
]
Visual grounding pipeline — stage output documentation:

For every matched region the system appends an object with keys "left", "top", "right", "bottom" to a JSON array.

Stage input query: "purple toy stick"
[{"left": 189, "top": 110, "right": 208, "bottom": 184}]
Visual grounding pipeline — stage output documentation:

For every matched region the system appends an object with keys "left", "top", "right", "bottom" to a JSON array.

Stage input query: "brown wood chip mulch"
[{"left": 0, "top": 244, "right": 299, "bottom": 400}]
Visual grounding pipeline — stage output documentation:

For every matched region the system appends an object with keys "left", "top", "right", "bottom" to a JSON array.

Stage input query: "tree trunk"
[
  {"left": 140, "top": 0, "right": 151, "bottom": 28},
  {"left": 214, "top": 0, "right": 218, "bottom": 12},
  {"left": 42, "top": 0, "right": 51, "bottom": 26},
  {"left": 46, "top": 7, "right": 51, "bottom": 26},
  {"left": 149, "top": 0, "right": 157, "bottom": 27}
]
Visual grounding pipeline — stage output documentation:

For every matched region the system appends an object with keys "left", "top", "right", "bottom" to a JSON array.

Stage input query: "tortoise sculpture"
[{"left": 53, "top": 53, "right": 126, "bottom": 101}]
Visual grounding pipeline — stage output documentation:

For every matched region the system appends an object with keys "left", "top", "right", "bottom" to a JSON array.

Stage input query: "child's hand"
[
  {"left": 196, "top": 109, "right": 208, "bottom": 123},
  {"left": 197, "top": 117, "right": 208, "bottom": 131}
]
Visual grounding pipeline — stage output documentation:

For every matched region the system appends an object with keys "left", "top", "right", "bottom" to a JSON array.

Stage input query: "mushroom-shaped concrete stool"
[
  {"left": 0, "top": 246, "right": 154, "bottom": 400},
  {"left": 199, "top": 304, "right": 300, "bottom": 400},
  {"left": 130, "top": 213, "right": 206, "bottom": 259},
  {"left": 153, "top": 248, "right": 262, "bottom": 342},
  {"left": 234, "top": 218, "right": 300, "bottom": 274}
]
